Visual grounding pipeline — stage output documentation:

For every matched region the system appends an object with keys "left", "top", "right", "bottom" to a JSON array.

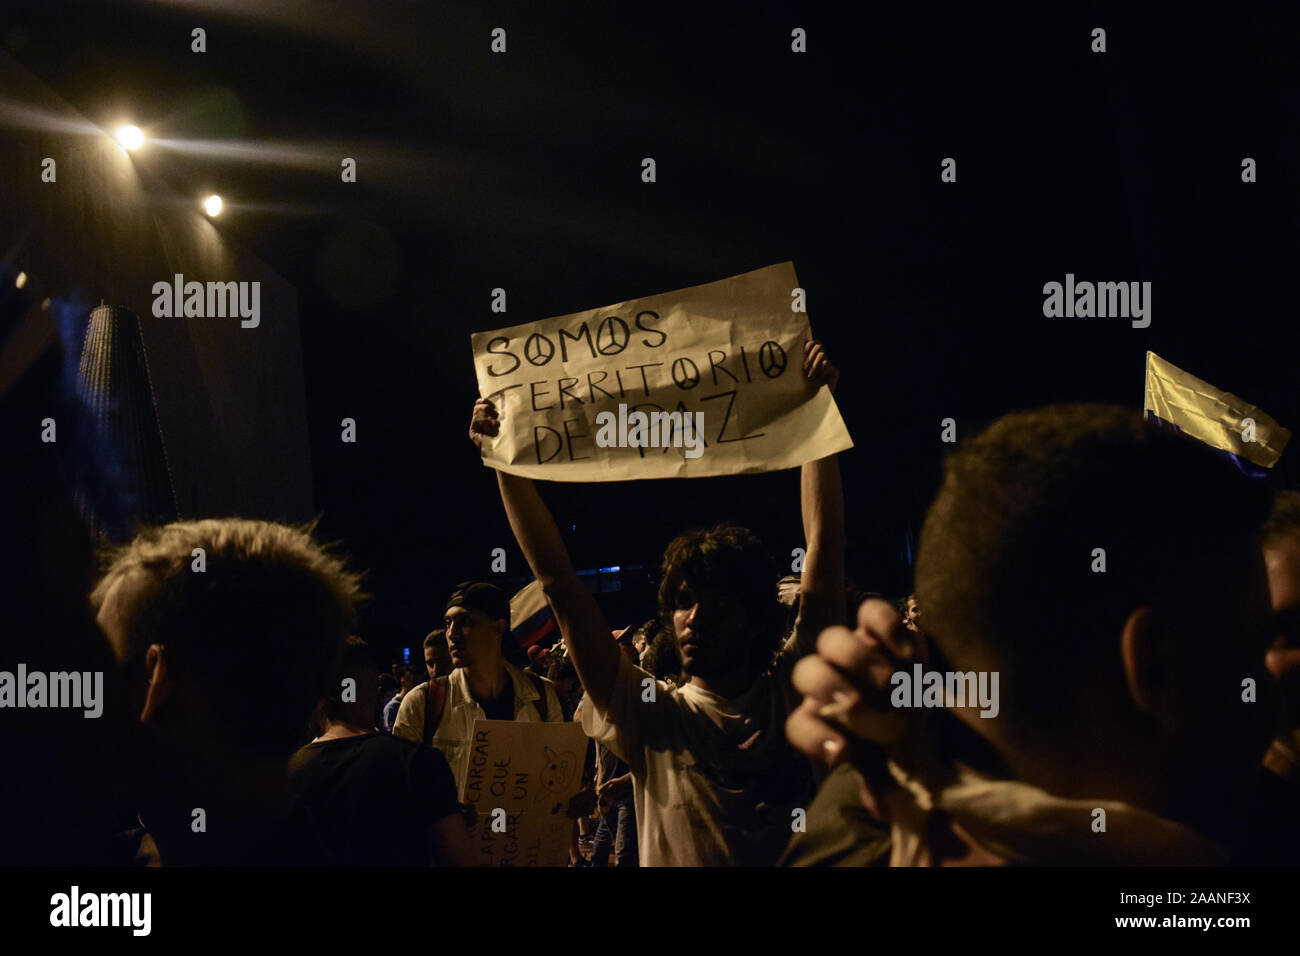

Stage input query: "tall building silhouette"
[{"left": 75, "top": 303, "right": 175, "bottom": 541}]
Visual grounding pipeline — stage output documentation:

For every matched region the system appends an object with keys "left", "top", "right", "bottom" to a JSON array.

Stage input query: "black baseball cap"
[{"left": 444, "top": 581, "right": 511, "bottom": 628}]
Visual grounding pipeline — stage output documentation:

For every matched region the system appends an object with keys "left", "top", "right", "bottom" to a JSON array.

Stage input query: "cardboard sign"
[
  {"left": 459, "top": 719, "right": 589, "bottom": 867},
  {"left": 471, "top": 262, "right": 853, "bottom": 480}
]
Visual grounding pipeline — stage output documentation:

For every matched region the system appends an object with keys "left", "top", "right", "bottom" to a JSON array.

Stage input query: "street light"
[{"left": 116, "top": 125, "right": 144, "bottom": 150}]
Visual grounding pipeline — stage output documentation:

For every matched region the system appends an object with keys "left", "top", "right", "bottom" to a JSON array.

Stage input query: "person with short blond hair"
[{"left": 94, "top": 517, "right": 364, "bottom": 865}]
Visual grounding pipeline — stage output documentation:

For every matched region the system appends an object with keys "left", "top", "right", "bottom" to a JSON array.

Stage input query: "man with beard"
[{"left": 469, "top": 340, "right": 844, "bottom": 865}]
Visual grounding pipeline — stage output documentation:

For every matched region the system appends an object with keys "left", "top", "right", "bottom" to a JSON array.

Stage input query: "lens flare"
[{"left": 116, "top": 125, "right": 144, "bottom": 150}]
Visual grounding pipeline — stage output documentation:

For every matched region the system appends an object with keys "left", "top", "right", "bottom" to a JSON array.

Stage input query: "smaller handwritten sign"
[{"left": 460, "top": 719, "right": 589, "bottom": 867}]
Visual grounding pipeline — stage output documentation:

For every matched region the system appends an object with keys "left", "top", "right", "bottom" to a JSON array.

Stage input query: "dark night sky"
[{"left": 6, "top": 3, "right": 1299, "bottom": 656}]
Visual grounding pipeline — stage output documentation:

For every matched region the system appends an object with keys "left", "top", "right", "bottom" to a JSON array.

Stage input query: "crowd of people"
[{"left": 4, "top": 318, "right": 1299, "bottom": 867}]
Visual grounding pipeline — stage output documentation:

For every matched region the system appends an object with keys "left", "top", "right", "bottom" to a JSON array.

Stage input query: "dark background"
[{"left": 5, "top": 3, "right": 1299, "bottom": 657}]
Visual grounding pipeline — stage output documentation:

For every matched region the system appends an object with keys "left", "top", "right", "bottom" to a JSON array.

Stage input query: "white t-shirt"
[
  {"left": 393, "top": 662, "right": 562, "bottom": 794},
  {"left": 579, "top": 627, "right": 815, "bottom": 866}
]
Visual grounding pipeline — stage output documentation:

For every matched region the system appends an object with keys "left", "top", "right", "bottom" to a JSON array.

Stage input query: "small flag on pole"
[
  {"left": 509, "top": 579, "right": 557, "bottom": 653},
  {"left": 1144, "top": 351, "right": 1291, "bottom": 474}
]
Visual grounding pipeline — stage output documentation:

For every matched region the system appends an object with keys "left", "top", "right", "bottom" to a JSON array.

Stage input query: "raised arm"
[
  {"left": 470, "top": 399, "right": 622, "bottom": 712},
  {"left": 790, "top": 341, "right": 846, "bottom": 651}
]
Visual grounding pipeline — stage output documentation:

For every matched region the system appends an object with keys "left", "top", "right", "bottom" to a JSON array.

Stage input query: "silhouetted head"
[
  {"left": 916, "top": 404, "right": 1275, "bottom": 840},
  {"left": 92, "top": 517, "right": 364, "bottom": 759}
]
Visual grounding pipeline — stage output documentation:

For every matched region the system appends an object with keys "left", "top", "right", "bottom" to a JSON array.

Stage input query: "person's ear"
[
  {"left": 1120, "top": 606, "right": 1177, "bottom": 733},
  {"left": 139, "top": 644, "right": 171, "bottom": 724}
]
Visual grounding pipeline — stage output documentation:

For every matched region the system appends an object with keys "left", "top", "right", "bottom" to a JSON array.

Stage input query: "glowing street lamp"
[
  {"left": 116, "top": 125, "right": 144, "bottom": 150},
  {"left": 204, "top": 195, "right": 223, "bottom": 217}
]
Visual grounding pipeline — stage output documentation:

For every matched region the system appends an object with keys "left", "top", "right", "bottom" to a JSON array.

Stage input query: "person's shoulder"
[
  {"left": 521, "top": 668, "right": 566, "bottom": 720},
  {"left": 630, "top": 654, "right": 687, "bottom": 696},
  {"left": 402, "top": 737, "right": 457, "bottom": 786},
  {"left": 356, "top": 731, "right": 417, "bottom": 753},
  {"left": 107, "top": 825, "right": 158, "bottom": 867},
  {"left": 512, "top": 661, "right": 556, "bottom": 694},
  {"left": 524, "top": 668, "right": 555, "bottom": 691},
  {"left": 399, "top": 682, "right": 430, "bottom": 708},
  {"left": 376, "top": 731, "right": 449, "bottom": 766},
  {"left": 290, "top": 740, "right": 321, "bottom": 759},
  {"left": 357, "top": 732, "right": 454, "bottom": 779},
  {"left": 287, "top": 742, "right": 323, "bottom": 774},
  {"left": 619, "top": 660, "right": 688, "bottom": 717},
  {"left": 508, "top": 659, "right": 549, "bottom": 684}
]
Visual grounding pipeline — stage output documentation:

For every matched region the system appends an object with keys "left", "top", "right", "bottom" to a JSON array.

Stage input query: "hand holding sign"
[
  {"left": 468, "top": 262, "right": 852, "bottom": 481},
  {"left": 470, "top": 397, "right": 500, "bottom": 450},
  {"left": 803, "top": 340, "right": 839, "bottom": 394}
]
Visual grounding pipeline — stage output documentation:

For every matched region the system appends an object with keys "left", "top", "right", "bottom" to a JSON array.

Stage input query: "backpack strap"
[
  {"left": 422, "top": 677, "right": 449, "bottom": 747},
  {"left": 525, "top": 672, "right": 550, "bottom": 722}
]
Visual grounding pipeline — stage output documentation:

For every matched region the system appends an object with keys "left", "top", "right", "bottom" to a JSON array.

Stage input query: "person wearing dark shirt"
[
  {"left": 92, "top": 518, "right": 363, "bottom": 866},
  {"left": 290, "top": 638, "right": 474, "bottom": 866}
]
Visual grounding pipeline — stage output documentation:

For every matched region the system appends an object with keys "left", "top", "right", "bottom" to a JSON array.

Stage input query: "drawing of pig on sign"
[
  {"left": 536, "top": 745, "right": 576, "bottom": 804},
  {"left": 460, "top": 719, "right": 589, "bottom": 866}
]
